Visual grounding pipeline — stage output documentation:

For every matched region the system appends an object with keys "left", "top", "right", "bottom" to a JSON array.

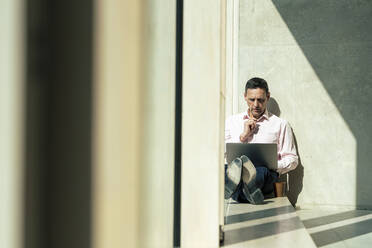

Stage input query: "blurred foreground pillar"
[
  {"left": 92, "top": 0, "right": 176, "bottom": 247},
  {"left": 92, "top": 0, "right": 144, "bottom": 247},
  {"left": 0, "top": 0, "right": 25, "bottom": 248}
]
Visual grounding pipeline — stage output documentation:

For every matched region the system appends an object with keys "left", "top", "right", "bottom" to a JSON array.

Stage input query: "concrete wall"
[{"left": 238, "top": 0, "right": 372, "bottom": 209}]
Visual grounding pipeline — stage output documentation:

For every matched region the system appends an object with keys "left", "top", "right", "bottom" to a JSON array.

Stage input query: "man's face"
[{"left": 244, "top": 88, "right": 270, "bottom": 119}]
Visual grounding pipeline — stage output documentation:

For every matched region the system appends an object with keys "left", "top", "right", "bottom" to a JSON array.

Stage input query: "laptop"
[{"left": 226, "top": 143, "right": 278, "bottom": 170}]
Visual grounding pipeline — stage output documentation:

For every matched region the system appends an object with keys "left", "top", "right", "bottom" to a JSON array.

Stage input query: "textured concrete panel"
[
  {"left": 241, "top": 0, "right": 372, "bottom": 46},
  {"left": 239, "top": 0, "right": 297, "bottom": 46},
  {"left": 238, "top": 0, "right": 372, "bottom": 209},
  {"left": 272, "top": 0, "right": 372, "bottom": 45},
  {"left": 238, "top": 45, "right": 296, "bottom": 117}
]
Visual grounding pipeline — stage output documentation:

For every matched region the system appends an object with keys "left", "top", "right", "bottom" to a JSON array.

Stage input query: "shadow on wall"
[
  {"left": 267, "top": 97, "right": 281, "bottom": 117},
  {"left": 272, "top": 0, "right": 372, "bottom": 208},
  {"left": 268, "top": 98, "right": 303, "bottom": 206}
]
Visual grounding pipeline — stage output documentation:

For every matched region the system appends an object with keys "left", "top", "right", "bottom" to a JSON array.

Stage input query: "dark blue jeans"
[{"left": 225, "top": 164, "right": 278, "bottom": 202}]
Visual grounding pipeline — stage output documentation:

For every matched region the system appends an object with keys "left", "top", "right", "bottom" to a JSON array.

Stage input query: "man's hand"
[{"left": 240, "top": 119, "right": 256, "bottom": 142}]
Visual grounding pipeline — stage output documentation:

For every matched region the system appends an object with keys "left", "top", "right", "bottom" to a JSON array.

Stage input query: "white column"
[
  {"left": 0, "top": 0, "right": 25, "bottom": 247},
  {"left": 182, "top": 0, "right": 226, "bottom": 246}
]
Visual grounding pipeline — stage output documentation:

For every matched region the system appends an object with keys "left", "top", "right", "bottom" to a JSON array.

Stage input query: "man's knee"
[
  {"left": 255, "top": 166, "right": 278, "bottom": 188},
  {"left": 255, "top": 166, "right": 270, "bottom": 177}
]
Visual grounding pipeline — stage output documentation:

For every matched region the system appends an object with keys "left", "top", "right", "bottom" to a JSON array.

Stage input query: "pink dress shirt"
[{"left": 225, "top": 109, "right": 298, "bottom": 174}]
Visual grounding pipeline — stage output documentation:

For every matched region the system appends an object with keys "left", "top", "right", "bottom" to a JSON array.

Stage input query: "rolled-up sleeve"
[{"left": 277, "top": 121, "right": 298, "bottom": 174}]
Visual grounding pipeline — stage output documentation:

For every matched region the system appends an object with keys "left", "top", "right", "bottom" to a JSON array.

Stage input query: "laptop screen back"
[{"left": 226, "top": 143, "right": 278, "bottom": 170}]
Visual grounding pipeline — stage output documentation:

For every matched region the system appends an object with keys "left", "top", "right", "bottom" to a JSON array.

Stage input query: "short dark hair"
[{"left": 245, "top": 77, "right": 269, "bottom": 94}]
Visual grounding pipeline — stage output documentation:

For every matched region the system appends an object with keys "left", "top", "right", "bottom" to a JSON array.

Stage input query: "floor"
[
  {"left": 223, "top": 197, "right": 372, "bottom": 247},
  {"left": 222, "top": 197, "right": 316, "bottom": 247},
  {"left": 297, "top": 208, "right": 372, "bottom": 248}
]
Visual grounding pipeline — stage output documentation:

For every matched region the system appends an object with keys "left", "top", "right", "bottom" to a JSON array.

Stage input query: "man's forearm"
[{"left": 277, "top": 157, "right": 298, "bottom": 175}]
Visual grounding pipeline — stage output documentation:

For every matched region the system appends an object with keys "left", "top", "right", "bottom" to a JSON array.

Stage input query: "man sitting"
[{"left": 225, "top": 77, "right": 298, "bottom": 204}]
